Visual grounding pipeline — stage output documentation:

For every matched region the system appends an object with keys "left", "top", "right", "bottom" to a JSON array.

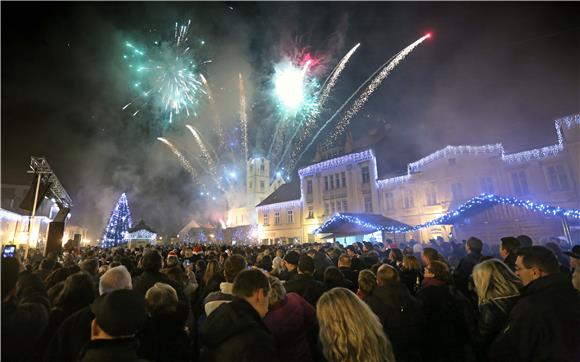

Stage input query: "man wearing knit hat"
[
  {"left": 78, "top": 289, "right": 147, "bottom": 361},
  {"left": 279, "top": 250, "right": 300, "bottom": 281}
]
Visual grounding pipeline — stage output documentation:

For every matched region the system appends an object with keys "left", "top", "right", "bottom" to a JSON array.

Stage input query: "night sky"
[{"left": 2, "top": 2, "right": 579, "bottom": 238}]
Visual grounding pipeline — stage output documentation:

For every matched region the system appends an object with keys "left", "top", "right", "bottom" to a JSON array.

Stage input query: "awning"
[{"left": 315, "top": 213, "right": 411, "bottom": 235}]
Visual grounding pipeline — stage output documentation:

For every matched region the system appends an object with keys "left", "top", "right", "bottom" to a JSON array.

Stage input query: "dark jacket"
[
  {"left": 350, "top": 256, "right": 365, "bottom": 273},
  {"left": 472, "top": 296, "right": 519, "bottom": 361},
  {"left": 338, "top": 266, "right": 358, "bottom": 292},
  {"left": 78, "top": 338, "right": 150, "bottom": 362},
  {"left": 503, "top": 253, "right": 517, "bottom": 272},
  {"left": 284, "top": 274, "right": 326, "bottom": 307},
  {"left": 133, "top": 270, "right": 186, "bottom": 300},
  {"left": 44, "top": 305, "right": 94, "bottom": 362},
  {"left": 200, "top": 298, "right": 279, "bottom": 362},
  {"left": 400, "top": 269, "right": 423, "bottom": 295},
  {"left": 417, "top": 278, "right": 474, "bottom": 362},
  {"left": 490, "top": 273, "right": 580, "bottom": 362},
  {"left": 453, "top": 251, "right": 481, "bottom": 298},
  {"left": 1, "top": 273, "right": 50, "bottom": 362},
  {"left": 364, "top": 282, "right": 424, "bottom": 362},
  {"left": 137, "top": 301, "right": 193, "bottom": 362},
  {"left": 263, "top": 293, "right": 318, "bottom": 362},
  {"left": 278, "top": 268, "right": 298, "bottom": 282}
]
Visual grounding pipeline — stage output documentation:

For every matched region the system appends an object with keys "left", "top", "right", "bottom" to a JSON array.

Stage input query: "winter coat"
[
  {"left": 503, "top": 253, "right": 517, "bottom": 272},
  {"left": 400, "top": 269, "right": 422, "bottom": 295},
  {"left": 263, "top": 293, "right": 318, "bottom": 362},
  {"left": 1, "top": 273, "right": 50, "bottom": 362},
  {"left": 133, "top": 270, "right": 186, "bottom": 300},
  {"left": 472, "top": 295, "right": 519, "bottom": 361},
  {"left": 364, "top": 282, "right": 424, "bottom": 362},
  {"left": 338, "top": 266, "right": 358, "bottom": 292},
  {"left": 284, "top": 274, "right": 326, "bottom": 307},
  {"left": 453, "top": 251, "right": 482, "bottom": 298},
  {"left": 278, "top": 268, "right": 298, "bottom": 281},
  {"left": 137, "top": 301, "right": 193, "bottom": 362},
  {"left": 489, "top": 273, "right": 580, "bottom": 362},
  {"left": 78, "top": 338, "right": 150, "bottom": 362},
  {"left": 43, "top": 306, "right": 94, "bottom": 362},
  {"left": 200, "top": 298, "right": 279, "bottom": 362},
  {"left": 203, "top": 282, "right": 235, "bottom": 316},
  {"left": 417, "top": 278, "right": 475, "bottom": 362}
]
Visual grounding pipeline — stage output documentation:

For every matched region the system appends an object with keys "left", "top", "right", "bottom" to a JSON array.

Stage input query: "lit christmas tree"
[{"left": 101, "top": 193, "right": 133, "bottom": 248}]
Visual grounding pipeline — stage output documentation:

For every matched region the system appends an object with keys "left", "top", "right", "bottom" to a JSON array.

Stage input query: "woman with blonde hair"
[
  {"left": 317, "top": 287, "right": 395, "bottom": 362},
  {"left": 400, "top": 254, "right": 423, "bottom": 294},
  {"left": 472, "top": 258, "right": 521, "bottom": 358}
]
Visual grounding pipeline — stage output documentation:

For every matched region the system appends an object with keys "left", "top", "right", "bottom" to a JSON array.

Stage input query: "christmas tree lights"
[{"left": 101, "top": 193, "right": 133, "bottom": 248}]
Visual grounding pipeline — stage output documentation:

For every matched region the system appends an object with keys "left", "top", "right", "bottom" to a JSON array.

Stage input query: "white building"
[{"left": 256, "top": 114, "right": 580, "bottom": 244}]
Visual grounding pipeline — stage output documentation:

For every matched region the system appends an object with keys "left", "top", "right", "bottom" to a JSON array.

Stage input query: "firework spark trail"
[
  {"left": 157, "top": 137, "right": 198, "bottom": 179},
  {"left": 200, "top": 74, "right": 226, "bottom": 151},
  {"left": 276, "top": 43, "right": 361, "bottom": 171},
  {"left": 239, "top": 73, "right": 248, "bottom": 163},
  {"left": 295, "top": 34, "right": 430, "bottom": 167},
  {"left": 186, "top": 125, "right": 218, "bottom": 177}
]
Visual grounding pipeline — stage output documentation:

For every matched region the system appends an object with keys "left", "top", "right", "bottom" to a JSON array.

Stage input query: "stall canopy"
[{"left": 315, "top": 213, "right": 411, "bottom": 236}]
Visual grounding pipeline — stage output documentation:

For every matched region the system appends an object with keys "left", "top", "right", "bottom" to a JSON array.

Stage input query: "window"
[
  {"left": 342, "top": 200, "right": 348, "bottom": 212},
  {"left": 306, "top": 180, "right": 313, "bottom": 194},
  {"left": 511, "top": 171, "right": 529, "bottom": 196},
  {"left": 324, "top": 176, "right": 329, "bottom": 191},
  {"left": 287, "top": 210, "right": 293, "bottom": 224},
  {"left": 249, "top": 181, "right": 253, "bottom": 190},
  {"left": 263, "top": 213, "right": 269, "bottom": 226},
  {"left": 336, "top": 200, "right": 342, "bottom": 212},
  {"left": 330, "top": 175, "right": 335, "bottom": 189},
  {"left": 274, "top": 212, "right": 280, "bottom": 225},
  {"left": 307, "top": 206, "right": 314, "bottom": 219},
  {"left": 341, "top": 172, "right": 346, "bottom": 188},
  {"left": 546, "top": 165, "right": 570, "bottom": 191},
  {"left": 331, "top": 201, "right": 336, "bottom": 214},
  {"left": 425, "top": 186, "right": 437, "bottom": 206},
  {"left": 480, "top": 176, "right": 494, "bottom": 194},
  {"left": 361, "top": 166, "right": 370, "bottom": 184},
  {"left": 260, "top": 181, "right": 265, "bottom": 192},
  {"left": 324, "top": 203, "right": 330, "bottom": 215},
  {"left": 260, "top": 163, "right": 265, "bottom": 175},
  {"left": 364, "top": 196, "right": 373, "bottom": 213},
  {"left": 451, "top": 182, "right": 463, "bottom": 200},
  {"left": 335, "top": 174, "right": 340, "bottom": 189},
  {"left": 384, "top": 192, "right": 394, "bottom": 211},
  {"left": 403, "top": 190, "right": 414, "bottom": 209}
]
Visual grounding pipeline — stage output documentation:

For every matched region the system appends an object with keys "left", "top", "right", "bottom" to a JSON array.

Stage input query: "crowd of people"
[{"left": 2, "top": 235, "right": 579, "bottom": 362}]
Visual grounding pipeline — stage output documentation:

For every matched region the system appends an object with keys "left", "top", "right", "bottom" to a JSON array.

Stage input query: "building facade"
[{"left": 256, "top": 114, "right": 580, "bottom": 244}]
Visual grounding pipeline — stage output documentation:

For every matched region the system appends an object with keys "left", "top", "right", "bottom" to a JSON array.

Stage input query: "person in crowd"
[
  {"left": 399, "top": 255, "right": 422, "bottom": 295},
  {"left": 263, "top": 276, "right": 319, "bottom": 362},
  {"left": 545, "top": 241, "right": 572, "bottom": 274},
  {"left": 284, "top": 254, "right": 326, "bottom": 307},
  {"left": 471, "top": 259, "right": 521, "bottom": 360},
  {"left": 454, "top": 236, "right": 483, "bottom": 298},
  {"left": 516, "top": 234, "right": 533, "bottom": 248},
  {"left": 386, "top": 248, "right": 403, "bottom": 270},
  {"left": 490, "top": 246, "right": 580, "bottom": 361},
  {"left": 2, "top": 258, "right": 50, "bottom": 362},
  {"left": 338, "top": 254, "right": 358, "bottom": 291},
  {"left": 44, "top": 266, "right": 79, "bottom": 290},
  {"left": 164, "top": 259, "right": 198, "bottom": 302},
  {"left": 363, "top": 250, "right": 381, "bottom": 269},
  {"left": 312, "top": 248, "right": 334, "bottom": 281},
  {"left": 200, "top": 269, "right": 279, "bottom": 361},
  {"left": 138, "top": 283, "right": 192, "bottom": 362},
  {"left": 80, "top": 258, "right": 100, "bottom": 291},
  {"left": 133, "top": 250, "right": 186, "bottom": 300},
  {"left": 323, "top": 266, "right": 354, "bottom": 291},
  {"left": 257, "top": 250, "right": 273, "bottom": 272},
  {"left": 363, "top": 264, "right": 423, "bottom": 362},
  {"left": 279, "top": 250, "right": 299, "bottom": 281},
  {"left": 204, "top": 254, "right": 247, "bottom": 316},
  {"left": 317, "top": 287, "right": 395, "bottom": 362},
  {"left": 271, "top": 249, "right": 285, "bottom": 276},
  {"left": 44, "top": 265, "right": 133, "bottom": 362},
  {"left": 34, "top": 258, "right": 57, "bottom": 281},
  {"left": 356, "top": 269, "right": 376, "bottom": 299},
  {"left": 194, "top": 259, "right": 207, "bottom": 284},
  {"left": 564, "top": 245, "right": 580, "bottom": 291},
  {"left": 417, "top": 260, "right": 473, "bottom": 362},
  {"left": 346, "top": 245, "right": 365, "bottom": 272},
  {"left": 499, "top": 237, "right": 520, "bottom": 271},
  {"left": 421, "top": 247, "right": 442, "bottom": 269},
  {"left": 77, "top": 289, "right": 147, "bottom": 362}
]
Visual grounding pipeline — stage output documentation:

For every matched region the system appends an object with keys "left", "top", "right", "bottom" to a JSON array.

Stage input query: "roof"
[
  {"left": 256, "top": 181, "right": 301, "bottom": 207},
  {"left": 316, "top": 213, "right": 411, "bottom": 235},
  {"left": 127, "top": 220, "right": 156, "bottom": 234}
]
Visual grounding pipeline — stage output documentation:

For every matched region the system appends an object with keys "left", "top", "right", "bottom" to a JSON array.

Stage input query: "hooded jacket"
[
  {"left": 490, "top": 273, "right": 580, "bottom": 362},
  {"left": 200, "top": 298, "right": 279, "bottom": 362}
]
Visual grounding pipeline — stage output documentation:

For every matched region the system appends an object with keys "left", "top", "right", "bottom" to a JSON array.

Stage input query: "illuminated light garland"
[
  {"left": 126, "top": 229, "right": 157, "bottom": 242},
  {"left": 298, "top": 149, "right": 375, "bottom": 178},
  {"left": 101, "top": 193, "right": 133, "bottom": 248},
  {"left": 314, "top": 193, "right": 580, "bottom": 234},
  {"left": 408, "top": 144, "right": 503, "bottom": 173},
  {"left": 256, "top": 199, "right": 303, "bottom": 213}
]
